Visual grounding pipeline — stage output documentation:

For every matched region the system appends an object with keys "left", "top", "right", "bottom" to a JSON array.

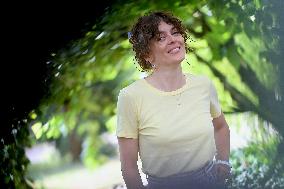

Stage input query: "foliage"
[
  {"left": 228, "top": 139, "right": 284, "bottom": 189},
  {"left": 2, "top": 0, "right": 283, "bottom": 187},
  {"left": 32, "top": 0, "right": 283, "bottom": 166},
  {"left": 226, "top": 111, "right": 284, "bottom": 188},
  {"left": 33, "top": 0, "right": 282, "bottom": 164},
  {"left": 1, "top": 118, "right": 33, "bottom": 188}
]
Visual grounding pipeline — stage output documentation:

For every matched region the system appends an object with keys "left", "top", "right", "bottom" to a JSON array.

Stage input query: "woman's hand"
[{"left": 215, "top": 163, "right": 231, "bottom": 183}]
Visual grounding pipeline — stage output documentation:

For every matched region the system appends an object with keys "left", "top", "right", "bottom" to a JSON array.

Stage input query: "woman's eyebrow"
[{"left": 158, "top": 26, "right": 177, "bottom": 33}]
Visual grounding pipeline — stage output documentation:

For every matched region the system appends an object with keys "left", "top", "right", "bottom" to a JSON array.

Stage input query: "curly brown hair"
[{"left": 129, "top": 11, "right": 189, "bottom": 72}]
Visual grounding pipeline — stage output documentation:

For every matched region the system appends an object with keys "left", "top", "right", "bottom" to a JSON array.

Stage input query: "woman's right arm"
[{"left": 118, "top": 137, "right": 145, "bottom": 189}]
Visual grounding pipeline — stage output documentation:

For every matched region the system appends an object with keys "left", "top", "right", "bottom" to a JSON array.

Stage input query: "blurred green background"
[{"left": 2, "top": 0, "right": 283, "bottom": 188}]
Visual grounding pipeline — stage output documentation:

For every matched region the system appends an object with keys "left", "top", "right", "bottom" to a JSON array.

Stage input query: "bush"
[{"left": 228, "top": 141, "right": 284, "bottom": 189}]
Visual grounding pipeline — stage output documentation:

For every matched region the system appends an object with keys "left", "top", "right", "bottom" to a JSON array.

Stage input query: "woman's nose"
[{"left": 167, "top": 34, "right": 175, "bottom": 44}]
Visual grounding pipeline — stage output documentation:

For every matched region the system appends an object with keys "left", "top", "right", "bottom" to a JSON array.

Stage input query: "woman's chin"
[
  {"left": 172, "top": 56, "right": 185, "bottom": 64},
  {"left": 169, "top": 52, "right": 185, "bottom": 62},
  {"left": 166, "top": 59, "right": 184, "bottom": 66}
]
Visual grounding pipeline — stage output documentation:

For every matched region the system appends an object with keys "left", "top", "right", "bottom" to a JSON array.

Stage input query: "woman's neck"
[{"left": 145, "top": 65, "right": 186, "bottom": 92}]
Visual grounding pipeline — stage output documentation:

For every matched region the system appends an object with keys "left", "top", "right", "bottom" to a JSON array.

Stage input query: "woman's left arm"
[
  {"left": 213, "top": 113, "right": 231, "bottom": 181},
  {"left": 213, "top": 113, "right": 230, "bottom": 161}
]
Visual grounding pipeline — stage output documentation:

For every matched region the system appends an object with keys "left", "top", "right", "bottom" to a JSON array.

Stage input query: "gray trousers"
[{"left": 146, "top": 161, "right": 228, "bottom": 189}]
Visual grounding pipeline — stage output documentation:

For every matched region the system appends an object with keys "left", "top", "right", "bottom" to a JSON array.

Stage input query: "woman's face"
[{"left": 147, "top": 21, "right": 186, "bottom": 67}]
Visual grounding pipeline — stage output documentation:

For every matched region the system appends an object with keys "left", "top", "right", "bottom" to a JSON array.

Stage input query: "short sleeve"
[
  {"left": 209, "top": 80, "right": 222, "bottom": 118},
  {"left": 116, "top": 89, "right": 139, "bottom": 139}
]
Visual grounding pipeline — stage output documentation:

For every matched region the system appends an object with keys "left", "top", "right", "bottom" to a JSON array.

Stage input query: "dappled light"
[
  {"left": 2, "top": 0, "right": 283, "bottom": 188},
  {"left": 28, "top": 0, "right": 284, "bottom": 188}
]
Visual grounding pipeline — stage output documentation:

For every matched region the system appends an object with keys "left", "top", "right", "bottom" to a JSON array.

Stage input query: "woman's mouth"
[{"left": 168, "top": 47, "right": 180, "bottom": 54}]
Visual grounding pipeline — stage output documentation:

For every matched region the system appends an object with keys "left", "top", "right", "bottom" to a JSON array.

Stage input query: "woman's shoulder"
[{"left": 118, "top": 78, "right": 145, "bottom": 96}]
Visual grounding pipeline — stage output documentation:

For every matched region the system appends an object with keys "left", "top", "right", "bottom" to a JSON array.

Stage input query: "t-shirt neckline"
[{"left": 142, "top": 73, "right": 191, "bottom": 96}]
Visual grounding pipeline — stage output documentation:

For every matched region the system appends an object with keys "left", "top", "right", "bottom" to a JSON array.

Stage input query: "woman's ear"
[{"left": 145, "top": 53, "right": 154, "bottom": 64}]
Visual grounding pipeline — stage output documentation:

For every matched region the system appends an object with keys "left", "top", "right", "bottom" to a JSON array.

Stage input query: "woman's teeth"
[{"left": 168, "top": 47, "right": 180, "bottom": 54}]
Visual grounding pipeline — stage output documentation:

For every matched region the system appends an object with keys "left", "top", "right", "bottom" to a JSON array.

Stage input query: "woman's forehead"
[{"left": 158, "top": 21, "right": 175, "bottom": 32}]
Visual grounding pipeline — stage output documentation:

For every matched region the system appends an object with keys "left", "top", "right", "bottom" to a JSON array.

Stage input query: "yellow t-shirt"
[{"left": 116, "top": 73, "right": 222, "bottom": 177}]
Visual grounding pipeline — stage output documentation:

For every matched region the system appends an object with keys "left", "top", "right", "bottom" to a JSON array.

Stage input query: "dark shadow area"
[{"left": 2, "top": 1, "right": 117, "bottom": 140}]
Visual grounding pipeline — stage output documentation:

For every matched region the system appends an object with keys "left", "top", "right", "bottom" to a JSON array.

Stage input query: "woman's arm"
[
  {"left": 213, "top": 113, "right": 231, "bottom": 181},
  {"left": 213, "top": 113, "right": 230, "bottom": 161},
  {"left": 118, "top": 137, "right": 145, "bottom": 189}
]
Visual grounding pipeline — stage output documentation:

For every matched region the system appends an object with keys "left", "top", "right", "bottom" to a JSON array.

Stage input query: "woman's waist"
[
  {"left": 140, "top": 149, "right": 216, "bottom": 177},
  {"left": 146, "top": 160, "right": 214, "bottom": 181}
]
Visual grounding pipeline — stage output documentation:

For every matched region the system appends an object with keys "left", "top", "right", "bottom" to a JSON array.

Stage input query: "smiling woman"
[
  {"left": 129, "top": 11, "right": 189, "bottom": 72},
  {"left": 146, "top": 21, "right": 186, "bottom": 69},
  {"left": 116, "top": 11, "right": 231, "bottom": 189}
]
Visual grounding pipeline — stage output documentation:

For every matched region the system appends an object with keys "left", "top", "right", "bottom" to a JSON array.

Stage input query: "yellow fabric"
[{"left": 116, "top": 73, "right": 222, "bottom": 177}]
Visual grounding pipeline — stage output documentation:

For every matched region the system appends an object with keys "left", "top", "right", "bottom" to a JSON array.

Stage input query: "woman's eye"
[
  {"left": 173, "top": 31, "right": 180, "bottom": 35},
  {"left": 158, "top": 36, "right": 166, "bottom": 41}
]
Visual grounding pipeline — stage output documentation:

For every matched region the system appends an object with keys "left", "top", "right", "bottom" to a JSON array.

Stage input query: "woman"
[{"left": 116, "top": 11, "right": 231, "bottom": 189}]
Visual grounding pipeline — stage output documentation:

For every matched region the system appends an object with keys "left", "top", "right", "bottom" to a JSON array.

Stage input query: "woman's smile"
[{"left": 168, "top": 46, "right": 181, "bottom": 54}]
